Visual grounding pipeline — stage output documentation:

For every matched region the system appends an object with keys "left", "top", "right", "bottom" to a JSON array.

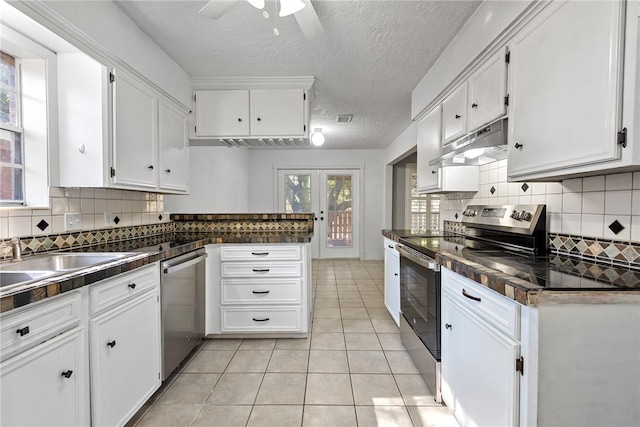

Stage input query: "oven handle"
[
  {"left": 163, "top": 253, "right": 208, "bottom": 274},
  {"left": 396, "top": 244, "right": 438, "bottom": 271}
]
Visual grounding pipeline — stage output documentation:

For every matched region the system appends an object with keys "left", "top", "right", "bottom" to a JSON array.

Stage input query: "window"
[
  {"left": 406, "top": 164, "right": 440, "bottom": 231},
  {"left": 0, "top": 51, "right": 24, "bottom": 205}
]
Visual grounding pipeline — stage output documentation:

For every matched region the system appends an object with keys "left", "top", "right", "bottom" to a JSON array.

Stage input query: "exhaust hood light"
[
  {"left": 464, "top": 148, "right": 485, "bottom": 159},
  {"left": 247, "top": 0, "right": 265, "bottom": 9},
  {"left": 279, "top": 0, "right": 305, "bottom": 17},
  {"left": 311, "top": 128, "right": 325, "bottom": 146}
]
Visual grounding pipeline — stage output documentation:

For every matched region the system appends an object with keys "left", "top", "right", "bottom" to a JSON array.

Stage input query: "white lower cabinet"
[
  {"left": 441, "top": 267, "right": 520, "bottom": 427},
  {"left": 207, "top": 244, "right": 311, "bottom": 335},
  {"left": 0, "top": 327, "right": 88, "bottom": 426},
  {"left": 89, "top": 264, "right": 161, "bottom": 427},
  {"left": 383, "top": 238, "right": 400, "bottom": 326}
]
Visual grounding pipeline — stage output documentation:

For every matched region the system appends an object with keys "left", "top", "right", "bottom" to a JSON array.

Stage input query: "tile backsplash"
[
  {"left": 0, "top": 187, "right": 170, "bottom": 239},
  {"left": 440, "top": 160, "right": 640, "bottom": 243}
]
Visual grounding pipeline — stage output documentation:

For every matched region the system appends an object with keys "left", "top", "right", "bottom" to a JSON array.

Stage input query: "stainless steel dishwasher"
[{"left": 161, "top": 248, "right": 207, "bottom": 380}]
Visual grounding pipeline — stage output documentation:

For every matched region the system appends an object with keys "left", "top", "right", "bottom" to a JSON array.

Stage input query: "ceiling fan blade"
[
  {"left": 199, "top": 0, "right": 240, "bottom": 19},
  {"left": 294, "top": 0, "right": 324, "bottom": 40}
]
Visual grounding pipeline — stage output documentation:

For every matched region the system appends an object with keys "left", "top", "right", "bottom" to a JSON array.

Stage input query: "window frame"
[{"left": 0, "top": 50, "right": 26, "bottom": 206}]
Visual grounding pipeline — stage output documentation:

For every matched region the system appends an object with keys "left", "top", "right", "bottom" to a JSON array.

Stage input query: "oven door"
[{"left": 397, "top": 245, "right": 441, "bottom": 361}]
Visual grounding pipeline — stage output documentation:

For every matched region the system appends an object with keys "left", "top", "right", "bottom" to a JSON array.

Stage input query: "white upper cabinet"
[
  {"left": 195, "top": 90, "right": 249, "bottom": 137},
  {"left": 467, "top": 49, "right": 508, "bottom": 132},
  {"left": 57, "top": 53, "right": 189, "bottom": 193},
  {"left": 250, "top": 89, "right": 306, "bottom": 136},
  {"left": 159, "top": 100, "right": 189, "bottom": 192},
  {"left": 417, "top": 106, "right": 442, "bottom": 192},
  {"left": 442, "top": 83, "right": 468, "bottom": 144},
  {"left": 112, "top": 70, "right": 158, "bottom": 189},
  {"left": 508, "top": 0, "right": 627, "bottom": 180},
  {"left": 192, "top": 87, "right": 309, "bottom": 139}
]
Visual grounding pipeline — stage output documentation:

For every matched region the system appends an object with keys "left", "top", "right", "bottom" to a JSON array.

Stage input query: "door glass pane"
[
  {"left": 283, "top": 174, "right": 312, "bottom": 213},
  {"left": 326, "top": 174, "right": 352, "bottom": 248}
]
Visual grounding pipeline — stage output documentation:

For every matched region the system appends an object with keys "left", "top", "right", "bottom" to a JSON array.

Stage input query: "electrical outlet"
[{"left": 64, "top": 213, "right": 82, "bottom": 231}]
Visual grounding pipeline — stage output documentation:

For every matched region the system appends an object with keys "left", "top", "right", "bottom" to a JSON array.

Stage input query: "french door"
[{"left": 277, "top": 169, "right": 360, "bottom": 259}]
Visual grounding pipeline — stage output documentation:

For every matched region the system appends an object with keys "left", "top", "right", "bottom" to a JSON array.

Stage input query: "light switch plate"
[{"left": 64, "top": 213, "right": 82, "bottom": 231}]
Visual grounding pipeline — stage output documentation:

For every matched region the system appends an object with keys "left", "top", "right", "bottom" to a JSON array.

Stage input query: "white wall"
[
  {"left": 164, "top": 146, "right": 250, "bottom": 213},
  {"left": 13, "top": 0, "right": 192, "bottom": 107},
  {"left": 246, "top": 149, "right": 386, "bottom": 260}
]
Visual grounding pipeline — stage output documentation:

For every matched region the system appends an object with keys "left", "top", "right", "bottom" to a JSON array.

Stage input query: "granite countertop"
[
  {"left": 383, "top": 230, "right": 640, "bottom": 306},
  {"left": 0, "top": 231, "right": 313, "bottom": 314}
]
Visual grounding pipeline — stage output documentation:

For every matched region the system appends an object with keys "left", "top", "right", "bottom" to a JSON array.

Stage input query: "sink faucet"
[{"left": 9, "top": 238, "right": 22, "bottom": 262}]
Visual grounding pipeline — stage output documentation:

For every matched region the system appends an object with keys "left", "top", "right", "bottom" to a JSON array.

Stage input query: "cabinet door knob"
[
  {"left": 320, "top": 217, "right": 324, "bottom": 221},
  {"left": 237, "top": 118, "right": 242, "bottom": 122},
  {"left": 148, "top": 165, "right": 154, "bottom": 170},
  {"left": 107, "top": 340, "right": 117, "bottom": 348},
  {"left": 431, "top": 170, "right": 437, "bottom": 174},
  {"left": 455, "top": 114, "right": 461, "bottom": 119},
  {"left": 394, "top": 273, "right": 399, "bottom": 276},
  {"left": 165, "top": 169, "right": 171, "bottom": 174},
  {"left": 128, "top": 283, "right": 136, "bottom": 289},
  {"left": 514, "top": 143, "right": 523, "bottom": 150},
  {"left": 445, "top": 323, "right": 452, "bottom": 330},
  {"left": 257, "top": 117, "right": 262, "bottom": 122},
  {"left": 61, "top": 370, "right": 74, "bottom": 379},
  {"left": 16, "top": 326, "right": 30, "bottom": 336},
  {"left": 471, "top": 103, "right": 478, "bottom": 109}
]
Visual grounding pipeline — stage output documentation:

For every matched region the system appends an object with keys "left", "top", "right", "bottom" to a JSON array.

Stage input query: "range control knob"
[
  {"left": 522, "top": 211, "right": 533, "bottom": 222},
  {"left": 510, "top": 210, "right": 518, "bottom": 219},
  {"left": 465, "top": 209, "right": 476, "bottom": 217}
]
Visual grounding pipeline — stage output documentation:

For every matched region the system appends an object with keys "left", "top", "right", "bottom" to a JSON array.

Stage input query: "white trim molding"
[{"left": 191, "top": 76, "right": 315, "bottom": 90}]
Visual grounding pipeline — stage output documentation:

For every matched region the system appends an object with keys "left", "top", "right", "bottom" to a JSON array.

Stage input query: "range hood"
[{"left": 430, "top": 118, "right": 508, "bottom": 167}]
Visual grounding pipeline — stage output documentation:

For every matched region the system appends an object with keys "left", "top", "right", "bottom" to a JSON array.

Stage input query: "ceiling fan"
[{"left": 199, "top": 0, "right": 324, "bottom": 40}]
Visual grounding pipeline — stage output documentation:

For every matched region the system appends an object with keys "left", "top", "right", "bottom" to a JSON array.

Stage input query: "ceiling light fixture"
[
  {"left": 279, "top": 0, "right": 306, "bottom": 17},
  {"left": 311, "top": 128, "right": 325, "bottom": 147}
]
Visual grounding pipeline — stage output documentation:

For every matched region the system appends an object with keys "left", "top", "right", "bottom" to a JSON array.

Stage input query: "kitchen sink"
[
  {"left": 0, "top": 253, "right": 136, "bottom": 273},
  {"left": 0, "top": 252, "right": 139, "bottom": 290}
]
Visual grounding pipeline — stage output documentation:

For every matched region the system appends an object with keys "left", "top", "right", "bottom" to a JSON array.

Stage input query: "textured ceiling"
[{"left": 115, "top": 0, "right": 480, "bottom": 149}]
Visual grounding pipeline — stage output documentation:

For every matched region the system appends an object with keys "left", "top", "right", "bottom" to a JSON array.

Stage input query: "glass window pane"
[
  {"left": 283, "top": 174, "right": 312, "bottom": 213},
  {"left": 0, "top": 51, "right": 19, "bottom": 126},
  {"left": 0, "top": 166, "right": 23, "bottom": 203},
  {"left": 0, "top": 129, "right": 22, "bottom": 164},
  {"left": 326, "top": 174, "right": 352, "bottom": 248}
]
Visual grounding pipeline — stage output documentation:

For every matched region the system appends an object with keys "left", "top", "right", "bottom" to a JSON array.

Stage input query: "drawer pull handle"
[
  {"left": 61, "top": 370, "right": 74, "bottom": 379},
  {"left": 128, "top": 283, "right": 136, "bottom": 289},
  {"left": 252, "top": 317, "right": 270, "bottom": 322},
  {"left": 445, "top": 323, "right": 452, "bottom": 330},
  {"left": 251, "top": 252, "right": 269, "bottom": 256},
  {"left": 387, "top": 245, "right": 394, "bottom": 249},
  {"left": 252, "top": 269, "right": 270, "bottom": 273},
  {"left": 16, "top": 326, "right": 30, "bottom": 337},
  {"left": 107, "top": 340, "right": 117, "bottom": 348},
  {"left": 462, "top": 289, "right": 481, "bottom": 302},
  {"left": 252, "top": 290, "right": 270, "bottom": 294}
]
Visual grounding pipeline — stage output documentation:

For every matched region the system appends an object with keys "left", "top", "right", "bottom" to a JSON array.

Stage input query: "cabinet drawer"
[
  {"left": 222, "top": 279, "right": 302, "bottom": 304},
  {"left": 0, "top": 292, "right": 82, "bottom": 362},
  {"left": 221, "top": 307, "right": 302, "bottom": 332},
  {"left": 442, "top": 268, "right": 519, "bottom": 340},
  {"left": 220, "top": 245, "right": 301, "bottom": 261},
  {"left": 221, "top": 262, "right": 302, "bottom": 278},
  {"left": 383, "top": 238, "right": 397, "bottom": 252},
  {"left": 89, "top": 264, "right": 158, "bottom": 315}
]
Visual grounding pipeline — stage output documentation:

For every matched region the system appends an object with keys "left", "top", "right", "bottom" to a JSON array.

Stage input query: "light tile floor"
[{"left": 129, "top": 260, "right": 459, "bottom": 427}]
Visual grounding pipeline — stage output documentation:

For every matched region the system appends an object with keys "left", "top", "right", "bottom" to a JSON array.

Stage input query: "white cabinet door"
[
  {"left": 442, "top": 83, "right": 468, "bottom": 144},
  {"left": 441, "top": 293, "right": 520, "bottom": 427},
  {"left": 250, "top": 89, "right": 306, "bottom": 136},
  {"left": 195, "top": 90, "right": 250, "bottom": 137},
  {"left": 90, "top": 291, "right": 160, "bottom": 427},
  {"left": 383, "top": 247, "right": 400, "bottom": 326},
  {"left": 508, "top": 1, "right": 624, "bottom": 180},
  {"left": 467, "top": 49, "right": 508, "bottom": 132},
  {"left": 159, "top": 100, "right": 189, "bottom": 192},
  {"left": 112, "top": 70, "right": 158, "bottom": 189},
  {"left": 1, "top": 328, "right": 88, "bottom": 427},
  {"left": 417, "top": 106, "right": 442, "bottom": 192}
]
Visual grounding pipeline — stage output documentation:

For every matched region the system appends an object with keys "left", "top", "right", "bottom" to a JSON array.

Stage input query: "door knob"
[
  {"left": 107, "top": 340, "right": 116, "bottom": 348},
  {"left": 445, "top": 324, "right": 452, "bottom": 330},
  {"left": 471, "top": 103, "right": 478, "bottom": 108},
  {"left": 61, "top": 370, "right": 73, "bottom": 379},
  {"left": 148, "top": 165, "right": 154, "bottom": 170},
  {"left": 455, "top": 114, "right": 461, "bottom": 119},
  {"left": 514, "top": 143, "right": 523, "bottom": 149},
  {"left": 165, "top": 169, "right": 171, "bottom": 174}
]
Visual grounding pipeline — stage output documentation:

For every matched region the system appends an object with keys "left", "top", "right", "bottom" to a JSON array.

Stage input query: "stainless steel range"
[{"left": 397, "top": 204, "right": 546, "bottom": 403}]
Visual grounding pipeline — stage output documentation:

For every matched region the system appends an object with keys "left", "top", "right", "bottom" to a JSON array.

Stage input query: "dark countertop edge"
[
  {"left": 435, "top": 251, "right": 640, "bottom": 307},
  {"left": 0, "top": 234, "right": 313, "bottom": 314}
]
